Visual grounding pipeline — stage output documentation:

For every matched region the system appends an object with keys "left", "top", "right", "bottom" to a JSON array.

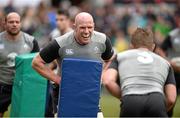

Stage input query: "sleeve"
[
  {"left": 101, "top": 36, "right": 114, "bottom": 60},
  {"left": 109, "top": 56, "right": 120, "bottom": 86},
  {"left": 31, "top": 39, "right": 40, "bottom": 53},
  {"left": 108, "top": 56, "right": 118, "bottom": 71},
  {"left": 165, "top": 66, "right": 176, "bottom": 85},
  {"left": 161, "top": 35, "right": 172, "bottom": 52},
  {"left": 39, "top": 40, "right": 60, "bottom": 63}
]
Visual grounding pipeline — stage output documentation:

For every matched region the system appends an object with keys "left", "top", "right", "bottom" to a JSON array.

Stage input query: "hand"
[{"left": 54, "top": 76, "right": 61, "bottom": 85}]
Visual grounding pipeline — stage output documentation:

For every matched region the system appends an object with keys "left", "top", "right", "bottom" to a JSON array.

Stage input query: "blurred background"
[
  {"left": 1, "top": 0, "right": 180, "bottom": 117},
  {"left": 1, "top": 0, "right": 179, "bottom": 49}
]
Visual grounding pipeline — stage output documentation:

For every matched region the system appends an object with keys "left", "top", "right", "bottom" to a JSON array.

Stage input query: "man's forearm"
[
  {"left": 32, "top": 55, "right": 60, "bottom": 84},
  {"left": 164, "top": 84, "right": 177, "bottom": 112},
  {"left": 33, "top": 62, "right": 60, "bottom": 84},
  {"left": 104, "top": 81, "right": 121, "bottom": 99}
]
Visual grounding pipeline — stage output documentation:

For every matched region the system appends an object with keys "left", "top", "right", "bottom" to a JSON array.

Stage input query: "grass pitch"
[
  {"left": 4, "top": 88, "right": 180, "bottom": 117},
  {"left": 100, "top": 88, "right": 180, "bottom": 117}
]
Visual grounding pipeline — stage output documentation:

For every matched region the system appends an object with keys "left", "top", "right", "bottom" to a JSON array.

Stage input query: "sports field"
[
  {"left": 100, "top": 88, "right": 180, "bottom": 117},
  {"left": 4, "top": 88, "right": 180, "bottom": 117}
]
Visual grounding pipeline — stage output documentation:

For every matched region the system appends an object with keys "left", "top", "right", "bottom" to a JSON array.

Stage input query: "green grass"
[
  {"left": 173, "top": 95, "right": 180, "bottom": 117},
  {"left": 4, "top": 89, "right": 180, "bottom": 117},
  {"left": 100, "top": 88, "right": 180, "bottom": 117},
  {"left": 100, "top": 94, "right": 120, "bottom": 117},
  {"left": 4, "top": 105, "right": 10, "bottom": 117}
]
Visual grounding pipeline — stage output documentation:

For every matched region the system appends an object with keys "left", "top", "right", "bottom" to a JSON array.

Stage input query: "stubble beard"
[{"left": 7, "top": 29, "right": 20, "bottom": 36}]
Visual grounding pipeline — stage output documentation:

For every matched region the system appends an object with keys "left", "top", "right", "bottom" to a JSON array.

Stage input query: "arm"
[
  {"left": 103, "top": 53, "right": 116, "bottom": 70},
  {"left": 102, "top": 56, "right": 121, "bottom": 99},
  {"left": 164, "top": 84, "right": 177, "bottom": 112},
  {"left": 31, "top": 39, "right": 40, "bottom": 52},
  {"left": 48, "top": 60, "right": 58, "bottom": 70},
  {"left": 32, "top": 54, "right": 60, "bottom": 84},
  {"left": 32, "top": 40, "right": 61, "bottom": 84},
  {"left": 102, "top": 36, "right": 115, "bottom": 70},
  {"left": 102, "top": 68, "right": 121, "bottom": 99},
  {"left": 164, "top": 66, "right": 177, "bottom": 112}
]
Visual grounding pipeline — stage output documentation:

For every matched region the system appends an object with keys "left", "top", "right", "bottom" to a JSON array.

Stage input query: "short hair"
[
  {"left": 57, "top": 9, "right": 70, "bottom": 18},
  {"left": 4, "top": 12, "right": 21, "bottom": 23},
  {"left": 131, "top": 27, "right": 154, "bottom": 50}
]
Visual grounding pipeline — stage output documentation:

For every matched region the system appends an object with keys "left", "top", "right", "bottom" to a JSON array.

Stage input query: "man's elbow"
[
  {"left": 167, "top": 95, "right": 176, "bottom": 108},
  {"left": 165, "top": 84, "right": 177, "bottom": 111},
  {"left": 102, "top": 78, "right": 110, "bottom": 87},
  {"left": 31, "top": 56, "right": 40, "bottom": 70},
  {"left": 32, "top": 58, "right": 36, "bottom": 69},
  {"left": 102, "top": 73, "right": 112, "bottom": 87},
  {"left": 166, "top": 96, "right": 176, "bottom": 112}
]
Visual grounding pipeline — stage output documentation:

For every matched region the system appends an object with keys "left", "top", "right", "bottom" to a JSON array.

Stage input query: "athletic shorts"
[
  {"left": 0, "top": 84, "right": 12, "bottom": 113},
  {"left": 120, "top": 92, "right": 168, "bottom": 117},
  {"left": 45, "top": 81, "right": 59, "bottom": 116}
]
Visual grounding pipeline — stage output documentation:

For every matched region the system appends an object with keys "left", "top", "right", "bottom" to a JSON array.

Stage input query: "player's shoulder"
[
  {"left": 116, "top": 49, "right": 135, "bottom": 59},
  {"left": 118, "top": 49, "right": 137, "bottom": 55},
  {"left": 22, "top": 31, "right": 35, "bottom": 42},
  {"left": 50, "top": 28, "right": 61, "bottom": 39},
  {"left": 0, "top": 31, "right": 5, "bottom": 40},
  {"left": 93, "top": 31, "right": 106, "bottom": 37},
  {"left": 152, "top": 52, "right": 170, "bottom": 66},
  {"left": 91, "top": 31, "right": 106, "bottom": 43},
  {"left": 0, "top": 31, "right": 6, "bottom": 37},
  {"left": 0, "top": 31, "right": 5, "bottom": 36},
  {"left": 0, "top": 32, "right": 4, "bottom": 41},
  {"left": 55, "top": 31, "right": 74, "bottom": 47}
]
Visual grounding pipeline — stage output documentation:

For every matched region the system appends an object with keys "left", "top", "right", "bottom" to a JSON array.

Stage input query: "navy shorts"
[
  {"left": 0, "top": 84, "right": 12, "bottom": 113},
  {"left": 120, "top": 92, "right": 168, "bottom": 117}
]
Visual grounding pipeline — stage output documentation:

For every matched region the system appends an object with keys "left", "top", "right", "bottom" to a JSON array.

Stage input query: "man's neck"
[
  {"left": 74, "top": 33, "right": 86, "bottom": 45},
  {"left": 5, "top": 31, "right": 21, "bottom": 41},
  {"left": 138, "top": 47, "right": 150, "bottom": 51}
]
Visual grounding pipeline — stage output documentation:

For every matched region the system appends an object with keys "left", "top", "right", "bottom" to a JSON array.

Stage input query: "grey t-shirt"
[
  {"left": 109, "top": 49, "right": 175, "bottom": 96},
  {"left": 40, "top": 31, "right": 114, "bottom": 75},
  {"left": 0, "top": 31, "right": 39, "bottom": 85}
]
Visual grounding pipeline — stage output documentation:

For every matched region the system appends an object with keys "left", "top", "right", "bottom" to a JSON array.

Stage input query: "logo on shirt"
[
  {"left": 65, "top": 49, "right": 74, "bottom": 55},
  {"left": 7, "top": 52, "right": 18, "bottom": 66},
  {"left": 23, "top": 43, "right": 31, "bottom": 51},
  {"left": 137, "top": 52, "right": 153, "bottom": 64},
  {"left": 94, "top": 46, "right": 99, "bottom": 53}
]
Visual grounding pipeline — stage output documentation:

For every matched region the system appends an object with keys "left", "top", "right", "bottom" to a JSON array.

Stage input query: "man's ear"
[
  {"left": 72, "top": 24, "right": 76, "bottom": 30},
  {"left": 152, "top": 43, "right": 156, "bottom": 52}
]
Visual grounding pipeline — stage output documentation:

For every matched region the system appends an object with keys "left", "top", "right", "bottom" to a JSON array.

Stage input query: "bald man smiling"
[{"left": 32, "top": 12, "right": 115, "bottom": 117}]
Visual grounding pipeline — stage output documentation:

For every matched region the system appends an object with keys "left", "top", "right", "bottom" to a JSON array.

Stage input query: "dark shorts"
[
  {"left": 51, "top": 83, "right": 59, "bottom": 113},
  {"left": 120, "top": 92, "right": 168, "bottom": 117},
  {"left": 45, "top": 82, "right": 59, "bottom": 117},
  {"left": 0, "top": 84, "right": 12, "bottom": 113}
]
